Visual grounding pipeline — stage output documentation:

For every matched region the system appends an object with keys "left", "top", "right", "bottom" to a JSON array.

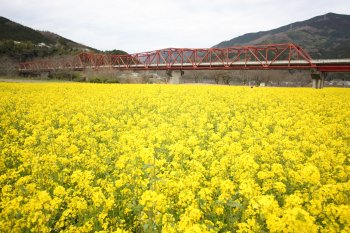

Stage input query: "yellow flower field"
[{"left": 0, "top": 83, "right": 349, "bottom": 232}]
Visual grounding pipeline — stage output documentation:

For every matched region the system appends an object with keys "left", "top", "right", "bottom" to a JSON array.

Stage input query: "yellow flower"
[{"left": 0, "top": 83, "right": 349, "bottom": 232}]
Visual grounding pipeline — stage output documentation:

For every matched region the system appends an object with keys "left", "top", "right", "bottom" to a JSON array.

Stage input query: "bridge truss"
[{"left": 19, "top": 43, "right": 350, "bottom": 73}]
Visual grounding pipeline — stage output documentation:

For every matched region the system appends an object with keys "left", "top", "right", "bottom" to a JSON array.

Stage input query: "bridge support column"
[
  {"left": 311, "top": 71, "right": 326, "bottom": 89},
  {"left": 320, "top": 72, "right": 326, "bottom": 88},
  {"left": 169, "top": 70, "right": 184, "bottom": 84},
  {"left": 40, "top": 72, "right": 49, "bottom": 79}
]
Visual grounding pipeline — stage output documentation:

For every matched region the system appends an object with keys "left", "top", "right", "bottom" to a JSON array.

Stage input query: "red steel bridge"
[
  {"left": 19, "top": 43, "right": 350, "bottom": 72},
  {"left": 19, "top": 43, "right": 350, "bottom": 88}
]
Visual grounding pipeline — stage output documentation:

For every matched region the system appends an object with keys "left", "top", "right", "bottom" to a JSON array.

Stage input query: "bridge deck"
[{"left": 19, "top": 59, "right": 350, "bottom": 72}]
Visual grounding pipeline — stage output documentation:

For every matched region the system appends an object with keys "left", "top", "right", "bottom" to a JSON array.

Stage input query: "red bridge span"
[{"left": 19, "top": 43, "right": 350, "bottom": 88}]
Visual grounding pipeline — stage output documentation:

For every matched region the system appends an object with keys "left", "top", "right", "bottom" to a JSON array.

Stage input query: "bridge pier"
[
  {"left": 311, "top": 71, "right": 326, "bottom": 89},
  {"left": 169, "top": 70, "right": 184, "bottom": 84}
]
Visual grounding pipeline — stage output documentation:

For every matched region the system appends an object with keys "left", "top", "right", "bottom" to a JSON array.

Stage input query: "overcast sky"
[{"left": 1, "top": 0, "right": 349, "bottom": 53}]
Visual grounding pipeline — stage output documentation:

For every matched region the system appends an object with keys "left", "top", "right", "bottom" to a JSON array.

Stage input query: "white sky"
[{"left": 1, "top": 0, "right": 349, "bottom": 53}]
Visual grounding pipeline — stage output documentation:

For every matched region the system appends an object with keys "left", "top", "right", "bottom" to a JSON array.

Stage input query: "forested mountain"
[
  {"left": 214, "top": 13, "right": 350, "bottom": 59},
  {"left": 0, "top": 16, "right": 126, "bottom": 62}
]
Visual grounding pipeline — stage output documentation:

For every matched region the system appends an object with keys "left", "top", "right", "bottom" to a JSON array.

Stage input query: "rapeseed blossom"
[{"left": 0, "top": 83, "right": 349, "bottom": 232}]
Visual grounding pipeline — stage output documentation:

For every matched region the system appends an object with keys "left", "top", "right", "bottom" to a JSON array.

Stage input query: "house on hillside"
[{"left": 37, "top": 42, "right": 49, "bottom": 48}]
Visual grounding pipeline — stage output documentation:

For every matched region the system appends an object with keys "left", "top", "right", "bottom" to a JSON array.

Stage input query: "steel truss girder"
[{"left": 18, "top": 43, "right": 350, "bottom": 73}]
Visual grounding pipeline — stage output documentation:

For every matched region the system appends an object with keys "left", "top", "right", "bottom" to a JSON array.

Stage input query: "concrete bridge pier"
[
  {"left": 311, "top": 71, "right": 326, "bottom": 89},
  {"left": 169, "top": 70, "right": 184, "bottom": 84},
  {"left": 40, "top": 72, "right": 50, "bottom": 79}
]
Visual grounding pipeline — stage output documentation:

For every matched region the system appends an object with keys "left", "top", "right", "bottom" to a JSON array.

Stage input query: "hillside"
[
  {"left": 0, "top": 16, "right": 127, "bottom": 63},
  {"left": 0, "top": 17, "right": 51, "bottom": 44},
  {"left": 214, "top": 13, "right": 350, "bottom": 59},
  {"left": 0, "top": 16, "right": 96, "bottom": 51}
]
